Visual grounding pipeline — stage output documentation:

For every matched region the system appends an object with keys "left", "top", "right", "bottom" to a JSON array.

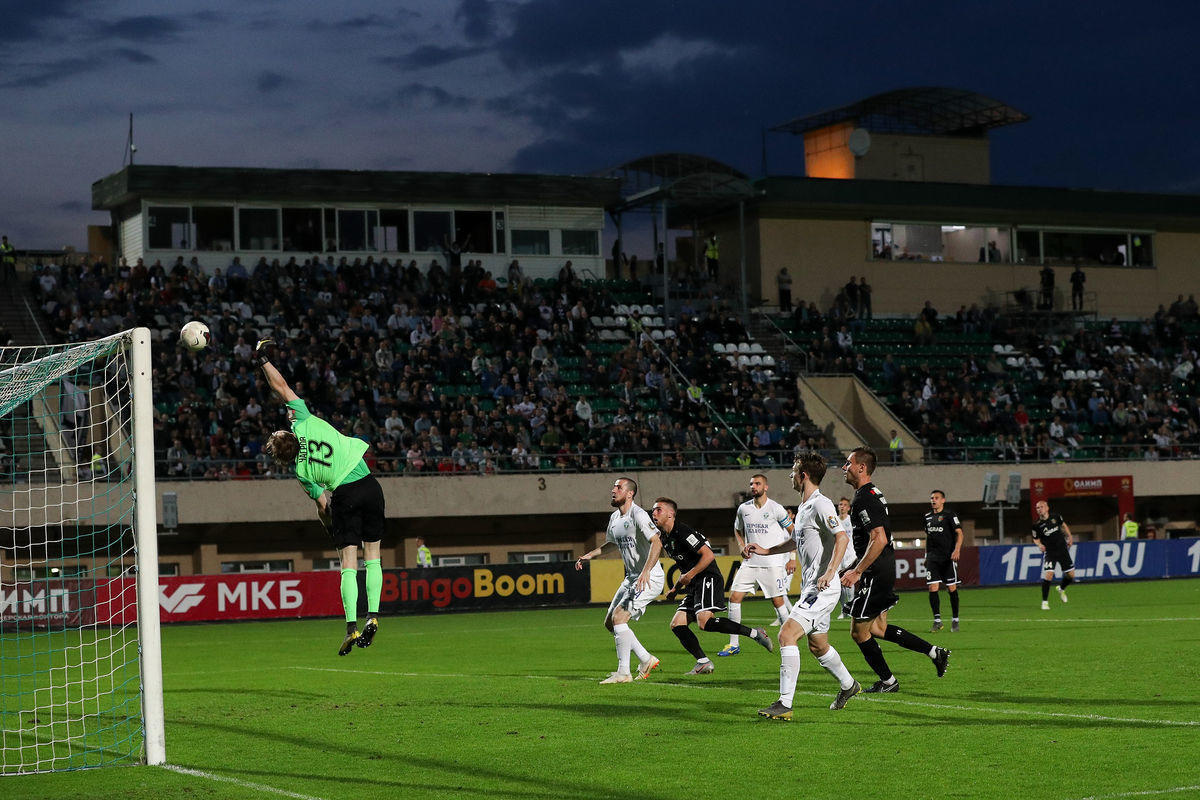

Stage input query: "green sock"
[
  {"left": 340, "top": 568, "right": 358, "bottom": 625},
  {"left": 365, "top": 559, "right": 382, "bottom": 615}
]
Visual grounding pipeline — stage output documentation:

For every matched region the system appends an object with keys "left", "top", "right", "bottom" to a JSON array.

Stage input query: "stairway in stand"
[
  {"left": 0, "top": 279, "right": 49, "bottom": 345},
  {"left": 747, "top": 310, "right": 802, "bottom": 374}
]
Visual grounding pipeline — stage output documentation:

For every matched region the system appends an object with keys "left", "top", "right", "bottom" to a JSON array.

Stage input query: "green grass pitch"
[{"left": 5, "top": 579, "right": 1199, "bottom": 800}]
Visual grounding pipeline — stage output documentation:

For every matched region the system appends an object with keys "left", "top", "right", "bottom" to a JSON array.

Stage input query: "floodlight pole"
[
  {"left": 661, "top": 199, "right": 670, "bottom": 322},
  {"left": 984, "top": 501, "right": 1008, "bottom": 543},
  {"left": 738, "top": 200, "right": 748, "bottom": 326}
]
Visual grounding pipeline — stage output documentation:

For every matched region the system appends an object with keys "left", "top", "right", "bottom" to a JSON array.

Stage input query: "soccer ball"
[{"left": 179, "top": 321, "right": 211, "bottom": 352}]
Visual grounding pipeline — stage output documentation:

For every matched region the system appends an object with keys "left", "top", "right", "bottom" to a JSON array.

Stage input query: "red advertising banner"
[
  {"left": 96, "top": 572, "right": 344, "bottom": 625},
  {"left": 1029, "top": 475, "right": 1134, "bottom": 522},
  {"left": 893, "top": 547, "right": 980, "bottom": 590},
  {"left": 0, "top": 579, "right": 97, "bottom": 630}
]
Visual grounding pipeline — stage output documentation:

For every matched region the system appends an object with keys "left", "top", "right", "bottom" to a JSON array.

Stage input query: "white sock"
[
  {"left": 816, "top": 645, "right": 855, "bottom": 690},
  {"left": 776, "top": 599, "right": 791, "bottom": 623},
  {"left": 727, "top": 602, "right": 741, "bottom": 646},
  {"left": 779, "top": 645, "right": 801, "bottom": 706},
  {"left": 697, "top": 656, "right": 712, "bottom": 664},
  {"left": 613, "top": 623, "right": 633, "bottom": 674},
  {"left": 927, "top": 646, "right": 937, "bottom": 658},
  {"left": 626, "top": 626, "right": 652, "bottom": 663}
]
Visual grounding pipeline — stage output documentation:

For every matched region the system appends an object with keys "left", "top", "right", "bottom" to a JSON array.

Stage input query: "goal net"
[{"left": 0, "top": 328, "right": 164, "bottom": 774}]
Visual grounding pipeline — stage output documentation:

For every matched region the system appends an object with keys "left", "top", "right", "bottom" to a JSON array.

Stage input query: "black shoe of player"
[
  {"left": 950, "top": 620, "right": 960, "bottom": 633},
  {"left": 933, "top": 647, "right": 951, "bottom": 678},
  {"left": 355, "top": 617, "right": 379, "bottom": 648},
  {"left": 930, "top": 620, "right": 943, "bottom": 633},
  {"left": 864, "top": 678, "right": 899, "bottom": 693},
  {"left": 757, "top": 700, "right": 792, "bottom": 721},
  {"left": 338, "top": 629, "right": 359, "bottom": 656},
  {"left": 830, "top": 680, "right": 862, "bottom": 710}
]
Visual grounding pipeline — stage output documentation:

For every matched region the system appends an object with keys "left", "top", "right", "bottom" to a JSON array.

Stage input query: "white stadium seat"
[
  {"left": 737, "top": 342, "right": 751, "bottom": 354},
  {"left": 750, "top": 355, "right": 763, "bottom": 366},
  {"left": 737, "top": 354, "right": 751, "bottom": 368},
  {"left": 662, "top": 329, "right": 676, "bottom": 338},
  {"left": 762, "top": 355, "right": 776, "bottom": 367},
  {"left": 713, "top": 343, "right": 727, "bottom": 353},
  {"left": 650, "top": 329, "right": 664, "bottom": 340},
  {"left": 749, "top": 342, "right": 764, "bottom": 354}
]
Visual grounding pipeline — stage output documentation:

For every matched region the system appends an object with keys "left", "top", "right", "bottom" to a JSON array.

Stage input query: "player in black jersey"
[
  {"left": 925, "top": 490, "right": 964, "bottom": 632},
  {"left": 1033, "top": 500, "right": 1076, "bottom": 609},
  {"left": 840, "top": 447, "right": 949, "bottom": 693},
  {"left": 650, "top": 497, "right": 774, "bottom": 675}
]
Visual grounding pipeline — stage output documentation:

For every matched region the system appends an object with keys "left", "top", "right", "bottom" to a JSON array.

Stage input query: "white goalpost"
[{"left": 0, "top": 328, "right": 164, "bottom": 774}]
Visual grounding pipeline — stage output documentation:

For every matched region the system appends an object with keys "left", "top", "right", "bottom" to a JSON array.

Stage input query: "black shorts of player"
[
  {"left": 329, "top": 474, "right": 385, "bottom": 550},
  {"left": 850, "top": 564, "right": 900, "bottom": 621},
  {"left": 676, "top": 573, "right": 727, "bottom": 620},
  {"left": 925, "top": 556, "right": 960, "bottom": 586},
  {"left": 1042, "top": 549, "right": 1074, "bottom": 573}
]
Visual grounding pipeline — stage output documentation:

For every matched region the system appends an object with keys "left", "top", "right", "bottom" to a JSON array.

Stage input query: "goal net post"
[{"left": 0, "top": 327, "right": 164, "bottom": 774}]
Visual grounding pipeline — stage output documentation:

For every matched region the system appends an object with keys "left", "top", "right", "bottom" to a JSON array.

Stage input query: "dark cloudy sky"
[{"left": 3, "top": 0, "right": 1198, "bottom": 250}]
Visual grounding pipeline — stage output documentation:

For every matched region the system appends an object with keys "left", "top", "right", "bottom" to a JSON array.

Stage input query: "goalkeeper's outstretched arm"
[{"left": 255, "top": 340, "right": 299, "bottom": 403}]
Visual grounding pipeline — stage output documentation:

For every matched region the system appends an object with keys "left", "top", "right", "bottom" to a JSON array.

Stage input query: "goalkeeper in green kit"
[{"left": 256, "top": 339, "right": 385, "bottom": 656}]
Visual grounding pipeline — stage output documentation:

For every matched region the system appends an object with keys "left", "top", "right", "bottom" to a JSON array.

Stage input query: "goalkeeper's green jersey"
[{"left": 286, "top": 399, "right": 370, "bottom": 500}]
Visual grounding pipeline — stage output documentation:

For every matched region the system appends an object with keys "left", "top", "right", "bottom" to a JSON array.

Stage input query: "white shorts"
[
  {"left": 787, "top": 584, "right": 841, "bottom": 635},
  {"left": 730, "top": 563, "right": 791, "bottom": 598},
  {"left": 606, "top": 570, "right": 665, "bottom": 622}
]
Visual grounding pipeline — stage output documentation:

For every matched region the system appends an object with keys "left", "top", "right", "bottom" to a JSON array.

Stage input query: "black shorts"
[
  {"left": 329, "top": 474, "right": 385, "bottom": 549},
  {"left": 1042, "top": 549, "right": 1074, "bottom": 573},
  {"left": 676, "top": 572, "right": 726, "bottom": 620},
  {"left": 849, "top": 570, "right": 900, "bottom": 621},
  {"left": 925, "top": 556, "right": 960, "bottom": 586}
]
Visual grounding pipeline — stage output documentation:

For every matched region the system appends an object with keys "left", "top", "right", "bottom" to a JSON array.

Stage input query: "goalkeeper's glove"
[{"left": 254, "top": 338, "right": 275, "bottom": 368}]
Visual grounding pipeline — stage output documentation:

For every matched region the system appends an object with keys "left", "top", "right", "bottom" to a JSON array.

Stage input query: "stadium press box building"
[
  {"left": 695, "top": 88, "right": 1200, "bottom": 318},
  {"left": 91, "top": 165, "right": 620, "bottom": 282}
]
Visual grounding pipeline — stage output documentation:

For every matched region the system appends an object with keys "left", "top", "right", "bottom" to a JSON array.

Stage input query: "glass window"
[
  {"left": 147, "top": 206, "right": 190, "bottom": 250},
  {"left": 511, "top": 230, "right": 550, "bottom": 255},
  {"left": 508, "top": 551, "right": 571, "bottom": 563},
  {"left": 337, "top": 210, "right": 367, "bottom": 251},
  {"left": 434, "top": 554, "right": 488, "bottom": 566},
  {"left": 238, "top": 208, "right": 280, "bottom": 251},
  {"left": 1042, "top": 231, "right": 1128, "bottom": 266},
  {"left": 413, "top": 211, "right": 452, "bottom": 252},
  {"left": 376, "top": 209, "right": 409, "bottom": 252},
  {"left": 323, "top": 208, "right": 337, "bottom": 251},
  {"left": 193, "top": 206, "right": 235, "bottom": 251},
  {"left": 454, "top": 210, "right": 495, "bottom": 254},
  {"left": 562, "top": 229, "right": 599, "bottom": 256},
  {"left": 220, "top": 559, "right": 293, "bottom": 573},
  {"left": 159, "top": 562, "right": 180, "bottom": 576},
  {"left": 282, "top": 208, "right": 322, "bottom": 252},
  {"left": 1131, "top": 234, "right": 1154, "bottom": 267},
  {"left": 1016, "top": 230, "right": 1041, "bottom": 264},
  {"left": 873, "top": 222, "right": 1010, "bottom": 262}
]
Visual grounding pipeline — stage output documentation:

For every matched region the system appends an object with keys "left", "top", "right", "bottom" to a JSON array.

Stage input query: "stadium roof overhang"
[
  {"left": 596, "top": 153, "right": 755, "bottom": 218},
  {"left": 770, "top": 87, "right": 1030, "bottom": 137},
  {"left": 92, "top": 165, "right": 621, "bottom": 211}
]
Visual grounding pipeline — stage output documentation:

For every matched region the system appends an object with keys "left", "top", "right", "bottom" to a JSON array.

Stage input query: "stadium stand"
[{"left": 25, "top": 255, "right": 831, "bottom": 479}]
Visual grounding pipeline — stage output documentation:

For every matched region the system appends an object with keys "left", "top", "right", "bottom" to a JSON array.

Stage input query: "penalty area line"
[
  {"left": 163, "top": 764, "right": 329, "bottom": 800},
  {"left": 289, "top": 667, "right": 1198, "bottom": 728}
]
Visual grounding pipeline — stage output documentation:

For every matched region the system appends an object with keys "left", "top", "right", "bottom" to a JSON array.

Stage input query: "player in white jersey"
[
  {"left": 719, "top": 474, "right": 795, "bottom": 656},
  {"left": 836, "top": 496, "right": 857, "bottom": 619},
  {"left": 575, "top": 477, "right": 665, "bottom": 683},
  {"left": 749, "top": 452, "right": 861, "bottom": 720}
]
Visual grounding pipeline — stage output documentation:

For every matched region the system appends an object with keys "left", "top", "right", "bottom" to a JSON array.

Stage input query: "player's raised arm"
[
  {"left": 255, "top": 339, "right": 299, "bottom": 403},
  {"left": 575, "top": 540, "right": 614, "bottom": 570}
]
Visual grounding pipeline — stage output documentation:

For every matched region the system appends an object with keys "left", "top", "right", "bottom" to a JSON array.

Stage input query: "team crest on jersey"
[
  {"left": 826, "top": 515, "right": 838, "bottom": 529},
  {"left": 624, "top": 520, "right": 630, "bottom": 529}
]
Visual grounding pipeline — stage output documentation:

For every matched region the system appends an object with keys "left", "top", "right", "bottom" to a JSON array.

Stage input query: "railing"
[
  {"left": 754, "top": 310, "right": 810, "bottom": 373},
  {"left": 146, "top": 440, "right": 1200, "bottom": 480}
]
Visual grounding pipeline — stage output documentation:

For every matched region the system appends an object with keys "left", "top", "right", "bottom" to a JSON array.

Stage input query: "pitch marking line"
[
  {"left": 1070, "top": 785, "right": 1200, "bottom": 799},
  {"left": 291, "top": 666, "right": 1199, "bottom": 728},
  {"left": 163, "top": 764, "right": 329, "bottom": 800}
]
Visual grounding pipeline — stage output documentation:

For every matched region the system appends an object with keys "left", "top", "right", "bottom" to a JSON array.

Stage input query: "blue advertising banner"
[{"left": 978, "top": 537, "right": 1200, "bottom": 585}]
